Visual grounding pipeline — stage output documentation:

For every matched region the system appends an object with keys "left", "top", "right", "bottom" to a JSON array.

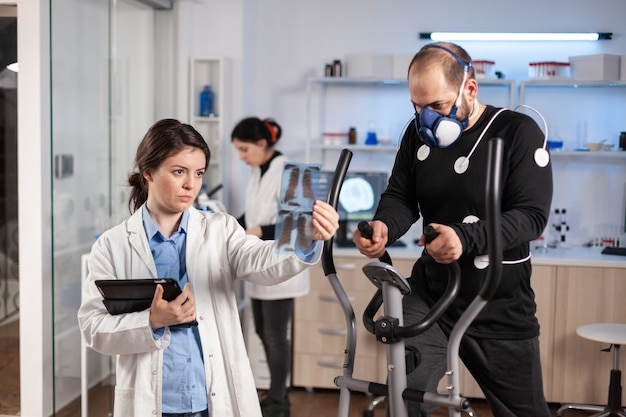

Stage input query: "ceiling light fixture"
[{"left": 419, "top": 32, "right": 612, "bottom": 41}]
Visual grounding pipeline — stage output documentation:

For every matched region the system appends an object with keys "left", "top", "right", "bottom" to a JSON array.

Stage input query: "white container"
[
  {"left": 392, "top": 53, "right": 414, "bottom": 80},
  {"left": 345, "top": 53, "right": 393, "bottom": 78},
  {"left": 528, "top": 61, "right": 570, "bottom": 79},
  {"left": 472, "top": 60, "right": 496, "bottom": 78},
  {"left": 569, "top": 54, "right": 620, "bottom": 81},
  {"left": 621, "top": 55, "right": 626, "bottom": 81}
]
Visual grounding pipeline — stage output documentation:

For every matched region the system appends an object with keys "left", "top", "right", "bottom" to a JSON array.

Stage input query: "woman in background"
[
  {"left": 78, "top": 118, "right": 339, "bottom": 417},
  {"left": 231, "top": 117, "right": 306, "bottom": 417}
]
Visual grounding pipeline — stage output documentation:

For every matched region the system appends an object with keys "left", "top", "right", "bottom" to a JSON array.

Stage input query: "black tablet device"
[
  {"left": 95, "top": 278, "right": 183, "bottom": 302},
  {"left": 94, "top": 278, "right": 197, "bottom": 327}
]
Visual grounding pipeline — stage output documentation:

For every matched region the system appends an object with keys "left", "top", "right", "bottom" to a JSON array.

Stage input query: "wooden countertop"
[{"left": 329, "top": 244, "right": 626, "bottom": 269}]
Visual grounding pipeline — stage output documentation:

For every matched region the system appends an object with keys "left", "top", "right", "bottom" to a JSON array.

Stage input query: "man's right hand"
[{"left": 353, "top": 220, "right": 388, "bottom": 259}]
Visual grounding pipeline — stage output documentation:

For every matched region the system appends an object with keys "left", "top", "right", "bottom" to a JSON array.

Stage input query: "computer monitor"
[{"left": 317, "top": 171, "right": 389, "bottom": 245}]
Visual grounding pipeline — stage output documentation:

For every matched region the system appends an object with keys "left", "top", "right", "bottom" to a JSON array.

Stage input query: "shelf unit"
[
  {"left": 188, "top": 57, "right": 229, "bottom": 203},
  {"left": 519, "top": 79, "right": 626, "bottom": 104},
  {"left": 518, "top": 78, "right": 626, "bottom": 153},
  {"left": 305, "top": 77, "right": 516, "bottom": 170},
  {"left": 517, "top": 78, "right": 626, "bottom": 247}
]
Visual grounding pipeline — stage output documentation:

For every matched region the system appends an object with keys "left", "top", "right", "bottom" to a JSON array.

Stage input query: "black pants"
[
  {"left": 402, "top": 288, "right": 551, "bottom": 417},
  {"left": 252, "top": 297, "right": 294, "bottom": 402}
]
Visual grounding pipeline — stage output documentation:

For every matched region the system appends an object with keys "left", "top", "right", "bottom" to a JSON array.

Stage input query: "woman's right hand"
[
  {"left": 353, "top": 220, "right": 388, "bottom": 259},
  {"left": 149, "top": 283, "right": 196, "bottom": 329}
]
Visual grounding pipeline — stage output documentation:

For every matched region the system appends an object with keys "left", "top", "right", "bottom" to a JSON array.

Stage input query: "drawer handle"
[
  {"left": 319, "top": 294, "right": 355, "bottom": 303},
  {"left": 318, "top": 328, "right": 347, "bottom": 336},
  {"left": 317, "top": 361, "right": 344, "bottom": 369}
]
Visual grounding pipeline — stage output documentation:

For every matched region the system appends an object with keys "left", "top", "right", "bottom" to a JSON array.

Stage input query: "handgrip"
[
  {"left": 422, "top": 225, "right": 438, "bottom": 244},
  {"left": 357, "top": 221, "right": 392, "bottom": 265},
  {"left": 322, "top": 149, "right": 353, "bottom": 276},
  {"left": 357, "top": 220, "right": 373, "bottom": 239}
]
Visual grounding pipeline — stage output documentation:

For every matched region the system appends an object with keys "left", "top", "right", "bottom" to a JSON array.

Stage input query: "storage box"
[
  {"left": 392, "top": 53, "right": 414, "bottom": 80},
  {"left": 569, "top": 54, "right": 620, "bottom": 81},
  {"left": 345, "top": 53, "right": 392, "bottom": 79}
]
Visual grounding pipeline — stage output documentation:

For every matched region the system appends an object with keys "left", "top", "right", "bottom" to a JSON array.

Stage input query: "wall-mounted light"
[
  {"left": 6, "top": 62, "right": 18, "bottom": 72},
  {"left": 419, "top": 32, "right": 612, "bottom": 41}
]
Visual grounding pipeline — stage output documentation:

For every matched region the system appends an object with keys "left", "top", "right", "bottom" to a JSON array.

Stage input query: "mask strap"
[{"left": 452, "top": 68, "right": 468, "bottom": 112}]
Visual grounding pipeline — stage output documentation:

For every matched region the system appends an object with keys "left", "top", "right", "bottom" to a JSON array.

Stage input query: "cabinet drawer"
[
  {"left": 295, "top": 289, "right": 379, "bottom": 323},
  {"left": 293, "top": 319, "right": 379, "bottom": 356},
  {"left": 293, "top": 352, "right": 383, "bottom": 389},
  {"left": 309, "top": 259, "right": 382, "bottom": 292}
]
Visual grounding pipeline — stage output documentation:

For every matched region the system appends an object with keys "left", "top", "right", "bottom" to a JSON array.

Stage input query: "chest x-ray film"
[{"left": 275, "top": 162, "right": 324, "bottom": 255}]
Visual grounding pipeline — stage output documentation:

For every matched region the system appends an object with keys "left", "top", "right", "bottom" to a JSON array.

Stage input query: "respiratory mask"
[{"left": 414, "top": 44, "right": 472, "bottom": 148}]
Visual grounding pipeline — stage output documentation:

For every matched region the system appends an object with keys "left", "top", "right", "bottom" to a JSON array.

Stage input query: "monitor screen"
[{"left": 317, "top": 171, "right": 389, "bottom": 222}]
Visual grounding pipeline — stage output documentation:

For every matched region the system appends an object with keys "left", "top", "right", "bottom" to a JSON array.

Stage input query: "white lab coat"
[
  {"left": 244, "top": 154, "right": 310, "bottom": 300},
  {"left": 78, "top": 207, "right": 319, "bottom": 417}
]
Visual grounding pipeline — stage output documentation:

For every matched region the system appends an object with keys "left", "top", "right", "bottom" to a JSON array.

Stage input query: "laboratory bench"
[{"left": 293, "top": 244, "right": 626, "bottom": 406}]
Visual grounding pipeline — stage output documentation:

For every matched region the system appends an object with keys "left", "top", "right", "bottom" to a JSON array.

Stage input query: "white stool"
[{"left": 557, "top": 323, "right": 626, "bottom": 417}]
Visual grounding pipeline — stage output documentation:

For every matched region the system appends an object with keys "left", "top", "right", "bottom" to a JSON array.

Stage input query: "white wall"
[{"left": 179, "top": 0, "right": 626, "bottom": 245}]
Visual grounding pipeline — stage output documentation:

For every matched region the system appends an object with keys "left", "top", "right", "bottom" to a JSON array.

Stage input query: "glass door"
[
  {"left": 0, "top": 5, "right": 19, "bottom": 416},
  {"left": 50, "top": 0, "right": 157, "bottom": 415}
]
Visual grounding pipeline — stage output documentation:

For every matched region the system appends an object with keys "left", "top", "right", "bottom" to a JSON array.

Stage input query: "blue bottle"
[{"left": 199, "top": 85, "right": 215, "bottom": 117}]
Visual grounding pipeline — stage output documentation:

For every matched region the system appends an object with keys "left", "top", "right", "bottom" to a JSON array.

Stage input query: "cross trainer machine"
[{"left": 322, "top": 137, "right": 505, "bottom": 417}]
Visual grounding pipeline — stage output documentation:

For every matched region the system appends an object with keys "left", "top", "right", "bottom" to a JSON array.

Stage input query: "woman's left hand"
[{"left": 311, "top": 200, "right": 339, "bottom": 241}]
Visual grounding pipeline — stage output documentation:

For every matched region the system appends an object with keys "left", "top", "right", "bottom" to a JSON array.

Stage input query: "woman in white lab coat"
[
  {"left": 231, "top": 117, "right": 307, "bottom": 417},
  {"left": 78, "top": 119, "right": 339, "bottom": 417}
]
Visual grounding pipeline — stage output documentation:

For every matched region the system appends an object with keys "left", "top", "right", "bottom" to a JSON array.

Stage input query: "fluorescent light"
[
  {"left": 419, "top": 32, "right": 612, "bottom": 41},
  {"left": 6, "top": 62, "right": 18, "bottom": 72}
]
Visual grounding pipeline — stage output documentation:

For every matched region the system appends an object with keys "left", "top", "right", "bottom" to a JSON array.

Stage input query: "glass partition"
[
  {"left": 50, "top": 0, "right": 157, "bottom": 414},
  {"left": 0, "top": 6, "right": 19, "bottom": 416}
]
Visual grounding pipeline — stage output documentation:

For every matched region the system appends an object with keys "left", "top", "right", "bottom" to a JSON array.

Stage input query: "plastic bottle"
[
  {"left": 199, "top": 85, "right": 215, "bottom": 117},
  {"left": 325, "top": 64, "right": 333, "bottom": 77},
  {"left": 332, "top": 60, "right": 342, "bottom": 77}
]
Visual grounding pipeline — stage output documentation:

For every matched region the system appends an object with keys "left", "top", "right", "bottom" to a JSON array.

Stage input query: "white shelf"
[
  {"left": 520, "top": 79, "right": 626, "bottom": 88},
  {"left": 519, "top": 79, "right": 626, "bottom": 104},
  {"left": 310, "top": 143, "right": 399, "bottom": 152},
  {"left": 309, "top": 76, "right": 407, "bottom": 86},
  {"left": 309, "top": 76, "right": 516, "bottom": 88},
  {"left": 188, "top": 56, "right": 229, "bottom": 205},
  {"left": 191, "top": 116, "right": 221, "bottom": 123},
  {"left": 551, "top": 151, "right": 626, "bottom": 157},
  {"left": 305, "top": 77, "right": 515, "bottom": 167}
]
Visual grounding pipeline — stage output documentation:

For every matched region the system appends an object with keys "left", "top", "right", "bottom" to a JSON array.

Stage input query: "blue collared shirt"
[{"left": 142, "top": 205, "right": 208, "bottom": 413}]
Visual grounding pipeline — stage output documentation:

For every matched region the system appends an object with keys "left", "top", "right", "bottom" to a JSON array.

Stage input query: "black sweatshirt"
[{"left": 374, "top": 105, "right": 553, "bottom": 339}]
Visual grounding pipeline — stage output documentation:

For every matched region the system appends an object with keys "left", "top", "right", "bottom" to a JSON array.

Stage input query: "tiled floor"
[
  {"left": 0, "top": 318, "right": 596, "bottom": 416},
  {"left": 57, "top": 385, "right": 593, "bottom": 417},
  {"left": 0, "top": 319, "right": 19, "bottom": 416}
]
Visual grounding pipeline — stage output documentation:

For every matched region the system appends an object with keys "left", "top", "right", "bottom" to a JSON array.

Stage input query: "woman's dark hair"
[
  {"left": 128, "top": 118, "right": 211, "bottom": 213},
  {"left": 230, "top": 117, "right": 282, "bottom": 146}
]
